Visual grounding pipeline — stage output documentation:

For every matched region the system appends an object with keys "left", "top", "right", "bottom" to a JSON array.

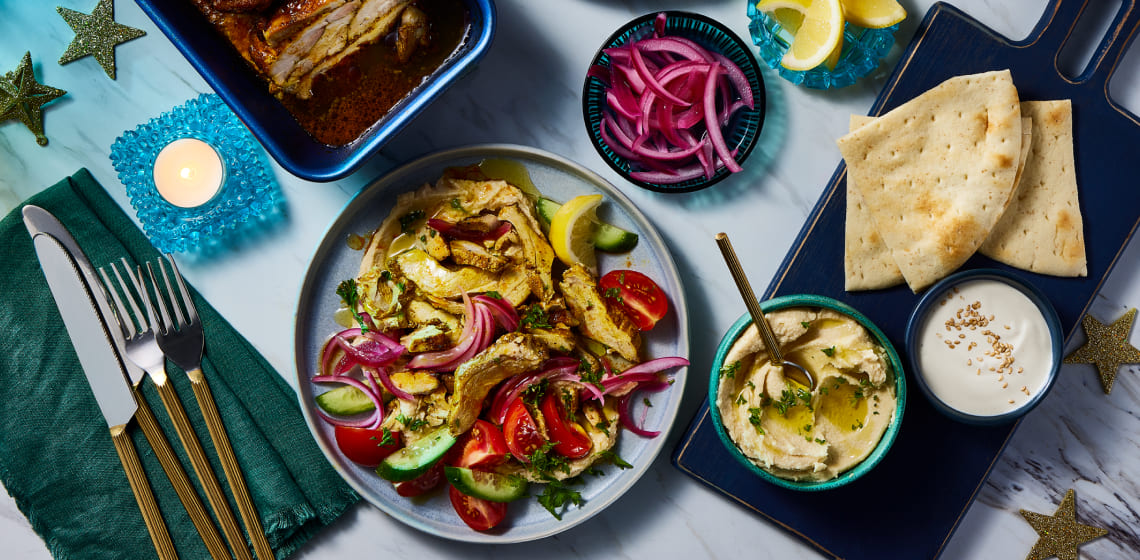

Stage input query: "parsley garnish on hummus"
[
  {"left": 720, "top": 361, "right": 741, "bottom": 379},
  {"left": 821, "top": 346, "right": 837, "bottom": 357}
]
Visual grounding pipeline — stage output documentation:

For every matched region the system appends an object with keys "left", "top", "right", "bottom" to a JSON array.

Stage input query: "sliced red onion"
[
  {"left": 408, "top": 293, "right": 477, "bottom": 370},
  {"left": 427, "top": 217, "right": 512, "bottom": 242},
  {"left": 312, "top": 375, "right": 384, "bottom": 429},
  {"left": 702, "top": 64, "right": 742, "bottom": 173},
  {"left": 365, "top": 366, "right": 414, "bottom": 401},
  {"left": 616, "top": 379, "right": 671, "bottom": 437},
  {"left": 630, "top": 46, "right": 690, "bottom": 107},
  {"left": 473, "top": 294, "right": 519, "bottom": 332}
]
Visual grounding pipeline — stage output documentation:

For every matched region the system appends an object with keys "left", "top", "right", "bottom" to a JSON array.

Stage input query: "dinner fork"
[
  {"left": 101, "top": 260, "right": 254, "bottom": 560},
  {"left": 148, "top": 255, "right": 274, "bottom": 560}
]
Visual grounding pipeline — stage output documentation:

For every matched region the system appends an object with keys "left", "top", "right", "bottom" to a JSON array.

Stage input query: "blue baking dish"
[{"left": 134, "top": 0, "right": 496, "bottom": 182}]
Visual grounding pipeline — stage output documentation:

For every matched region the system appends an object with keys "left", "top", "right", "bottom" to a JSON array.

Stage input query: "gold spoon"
[{"left": 715, "top": 232, "right": 815, "bottom": 390}]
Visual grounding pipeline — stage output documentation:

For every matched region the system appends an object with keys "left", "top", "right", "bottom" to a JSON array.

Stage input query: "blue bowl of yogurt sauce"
[{"left": 906, "top": 269, "right": 1063, "bottom": 425}]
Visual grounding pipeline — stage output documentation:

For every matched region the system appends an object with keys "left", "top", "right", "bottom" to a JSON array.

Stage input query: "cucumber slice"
[
  {"left": 375, "top": 426, "right": 457, "bottom": 482},
  {"left": 315, "top": 385, "right": 375, "bottom": 416},
  {"left": 444, "top": 466, "right": 528, "bottom": 502},
  {"left": 536, "top": 197, "right": 638, "bottom": 252},
  {"left": 593, "top": 223, "right": 639, "bottom": 252}
]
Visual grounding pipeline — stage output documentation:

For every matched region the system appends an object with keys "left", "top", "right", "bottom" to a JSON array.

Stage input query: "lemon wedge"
[
  {"left": 840, "top": 0, "right": 906, "bottom": 28},
  {"left": 778, "top": 0, "right": 844, "bottom": 71},
  {"left": 549, "top": 194, "right": 602, "bottom": 272},
  {"left": 756, "top": 0, "right": 812, "bottom": 33}
]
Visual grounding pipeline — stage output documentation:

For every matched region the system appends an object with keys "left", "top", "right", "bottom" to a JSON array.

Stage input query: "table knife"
[
  {"left": 22, "top": 206, "right": 229, "bottom": 560},
  {"left": 29, "top": 232, "right": 179, "bottom": 560}
]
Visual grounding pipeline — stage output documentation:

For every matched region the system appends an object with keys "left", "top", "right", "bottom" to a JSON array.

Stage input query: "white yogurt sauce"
[{"left": 916, "top": 279, "right": 1052, "bottom": 416}]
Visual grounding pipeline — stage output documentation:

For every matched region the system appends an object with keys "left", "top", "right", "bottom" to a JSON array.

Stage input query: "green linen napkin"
[{"left": 0, "top": 169, "right": 359, "bottom": 559}]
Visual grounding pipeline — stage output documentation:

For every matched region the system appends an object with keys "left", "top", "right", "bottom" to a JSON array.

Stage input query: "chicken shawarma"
[
  {"left": 310, "top": 166, "right": 688, "bottom": 530},
  {"left": 189, "top": 0, "right": 466, "bottom": 145}
]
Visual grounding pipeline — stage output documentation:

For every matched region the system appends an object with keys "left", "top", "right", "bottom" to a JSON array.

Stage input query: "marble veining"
[{"left": 2, "top": 1, "right": 1139, "bottom": 559}]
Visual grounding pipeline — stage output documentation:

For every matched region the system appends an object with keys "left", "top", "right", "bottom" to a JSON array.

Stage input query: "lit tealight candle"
[{"left": 152, "top": 138, "right": 225, "bottom": 208}]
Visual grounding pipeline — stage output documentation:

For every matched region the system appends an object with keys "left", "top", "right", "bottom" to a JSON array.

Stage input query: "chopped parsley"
[
  {"left": 598, "top": 449, "right": 633, "bottom": 470},
  {"left": 528, "top": 442, "right": 570, "bottom": 479},
  {"left": 814, "top": 438, "right": 827, "bottom": 445},
  {"left": 720, "top": 361, "right": 741, "bottom": 379},
  {"left": 484, "top": 290, "right": 502, "bottom": 299},
  {"left": 379, "top": 270, "right": 391, "bottom": 282},
  {"left": 450, "top": 197, "right": 465, "bottom": 212},
  {"left": 801, "top": 321, "right": 811, "bottom": 329},
  {"left": 399, "top": 209, "right": 424, "bottom": 233},
  {"left": 394, "top": 414, "right": 427, "bottom": 432},
  {"left": 796, "top": 387, "right": 813, "bottom": 408},
  {"left": 369, "top": 428, "right": 396, "bottom": 447},
  {"left": 536, "top": 479, "right": 583, "bottom": 520},
  {"left": 851, "top": 419, "right": 864, "bottom": 431},
  {"left": 819, "top": 386, "right": 829, "bottom": 395},
  {"left": 520, "top": 305, "right": 552, "bottom": 329},
  {"left": 594, "top": 421, "right": 611, "bottom": 437},
  {"left": 736, "top": 395, "right": 747, "bottom": 406},
  {"left": 821, "top": 346, "right": 836, "bottom": 357},
  {"left": 803, "top": 423, "right": 813, "bottom": 433},
  {"left": 419, "top": 235, "right": 427, "bottom": 243},
  {"left": 603, "top": 287, "right": 623, "bottom": 303},
  {"left": 747, "top": 407, "right": 764, "bottom": 432},
  {"left": 642, "top": 397, "right": 652, "bottom": 408},
  {"left": 577, "top": 361, "right": 604, "bottom": 391},
  {"left": 773, "top": 389, "right": 797, "bottom": 416},
  {"left": 522, "top": 379, "right": 548, "bottom": 407},
  {"left": 335, "top": 279, "right": 369, "bottom": 332}
]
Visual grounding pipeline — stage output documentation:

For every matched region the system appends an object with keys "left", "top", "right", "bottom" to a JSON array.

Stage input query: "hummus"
[{"left": 716, "top": 308, "right": 897, "bottom": 482}]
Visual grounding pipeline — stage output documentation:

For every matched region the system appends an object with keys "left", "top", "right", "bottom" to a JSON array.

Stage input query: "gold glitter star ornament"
[
  {"left": 1020, "top": 489, "right": 1107, "bottom": 560},
  {"left": 1064, "top": 308, "right": 1140, "bottom": 394},
  {"left": 57, "top": 0, "right": 145, "bottom": 79},
  {"left": 1, "top": 52, "right": 67, "bottom": 146}
]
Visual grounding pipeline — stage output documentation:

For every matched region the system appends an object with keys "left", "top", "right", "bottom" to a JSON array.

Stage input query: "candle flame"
[{"left": 180, "top": 166, "right": 195, "bottom": 180}]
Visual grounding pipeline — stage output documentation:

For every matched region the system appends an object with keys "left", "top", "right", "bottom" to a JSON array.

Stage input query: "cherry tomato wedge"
[
  {"left": 599, "top": 270, "right": 669, "bottom": 331},
  {"left": 540, "top": 389, "right": 592, "bottom": 459},
  {"left": 502, "top": 398, "right": 546, "bottom": 462},
  {"left": 394, "top": 461, "right": 444, "bottom": 497},
  {"left": 454, "top": 419, "right": 510, "bottom": 469},
  {"left": 449, "top": 485, "right": 507, "bottom": 531},
  {"left": 334, "top": 425, "right": 401, "bottom": 467}
]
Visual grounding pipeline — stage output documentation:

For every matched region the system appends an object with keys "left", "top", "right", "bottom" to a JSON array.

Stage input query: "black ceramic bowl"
[
  {"left": 582, "top": 11, "right": 765, "bottom": 193},
  {"left": 135, "top": 0, "right": 496, "bottom": 182}
]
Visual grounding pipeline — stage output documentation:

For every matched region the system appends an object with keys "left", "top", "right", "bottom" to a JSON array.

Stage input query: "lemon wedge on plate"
[
  {"left": 840, "top": 0, "right": 906, "bottom": 29},
  {"left": 549, "top": 194, "right": 602, "bottom": 272},
  {"left": 776, "top": 0, "right": 844, "bottom": 71}
]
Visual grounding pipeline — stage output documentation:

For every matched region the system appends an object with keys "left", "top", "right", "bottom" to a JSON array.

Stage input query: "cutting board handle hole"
[{"left": 1056, "top": 0, "right": 1125, "bottom": 81}]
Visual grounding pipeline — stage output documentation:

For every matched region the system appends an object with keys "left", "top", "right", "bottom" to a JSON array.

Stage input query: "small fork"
[
  {"left": 148, "top": 256, "right": 274, "bottom": 560},
  {"left": 101, "top": 260, "right": 253, "bottom": 560}
]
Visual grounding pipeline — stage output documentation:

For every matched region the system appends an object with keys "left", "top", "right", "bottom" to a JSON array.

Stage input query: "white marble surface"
[{"left": 2, "top": 0, "right": 1139, "bottom": 558}]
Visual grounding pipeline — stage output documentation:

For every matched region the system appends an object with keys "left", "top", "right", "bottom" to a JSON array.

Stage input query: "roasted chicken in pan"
[{"left": 192, "top": 0, "right": 432, "bottom": 100}]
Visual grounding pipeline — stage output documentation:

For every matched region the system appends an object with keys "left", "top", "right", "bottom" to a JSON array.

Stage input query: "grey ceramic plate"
[{"left": 293, "top": 144, "right": 689, "bottom": 542}]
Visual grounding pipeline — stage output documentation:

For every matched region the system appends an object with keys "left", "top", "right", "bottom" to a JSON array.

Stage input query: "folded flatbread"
[
  {"left": 838, "top": 70, "right": 1022, "bottom": 292},
  {"left": 979, "top": 100, "right": 1086, "bottom": 276},
  {"left": 844, "top": 115, "right": 902, "bottom": 291},
  {"left": 845, "top": 114, "right": 1032, "bottom": 290}
]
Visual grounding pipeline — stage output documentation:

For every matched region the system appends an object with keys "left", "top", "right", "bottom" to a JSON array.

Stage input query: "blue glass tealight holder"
[
  {"left": 110, "top": 94, "right": 282, "bottom": 253},
  {"left": 746, "top": 1, "right": 896, "bottom": 89}
]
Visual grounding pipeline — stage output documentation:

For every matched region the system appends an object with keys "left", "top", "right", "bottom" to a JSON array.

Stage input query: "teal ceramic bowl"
[{"left": 708, "top": 294, "right": 906, "bottom": 491}]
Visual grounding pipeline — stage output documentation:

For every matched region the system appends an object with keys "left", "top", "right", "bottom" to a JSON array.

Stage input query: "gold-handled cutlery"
[
  {"left": 26, "top": 233, "right": 178, "bottom": 560},
  {"left": 148, "top": 255, "right": 275, "bottom": 560},
  {"left": 715, "top": 232, "right": 815, "bottom": 390},
  {"left": 101, "top": 261, "right": 254, "bottom": 560}
]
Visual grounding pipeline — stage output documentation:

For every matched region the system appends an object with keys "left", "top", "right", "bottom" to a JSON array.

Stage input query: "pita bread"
[
  {"left": 844, "top": 115, "right": 903, "bottom": 290},
  {"left": 844, "top": 115, "right": 1034, "bottom": 290},
  {"left": 838, "top": 70, "right": 1022, "bottom": 292},
  {"left": 979, "top": 100, "right": 1086, "bottom": 276}
]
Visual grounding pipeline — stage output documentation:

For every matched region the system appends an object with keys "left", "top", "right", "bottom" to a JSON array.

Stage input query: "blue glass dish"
[
  {"left": 582, "top": 11, "right": 766, "bottom": 194},
  {"left": 747, "top": 1, "right": 896, "bottom": 90},
  {"left": 110, "top": 94, "right": 281, "bottom": 253},
  {"left": 708, "top": 294, "right": 906, "bottom": 491},
  {"left": 905, "top": 269, "right": 1063, "bottom": 426},
  {"left": 134, "top": 0, "right": 495, "bottom": 182}
]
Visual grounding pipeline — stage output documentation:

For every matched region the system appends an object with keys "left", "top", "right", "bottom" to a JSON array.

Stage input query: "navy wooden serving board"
[{"left": 673, "top": 1, "right": 1140, "bottom": 558}]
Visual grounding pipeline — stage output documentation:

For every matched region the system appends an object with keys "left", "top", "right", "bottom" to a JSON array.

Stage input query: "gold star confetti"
[
  {"left": 1020, "top": 489, "right": 1107, "bottom": 560},
  {"left": 57, "top": 0, "right": 145, "bottom": 79},
  {"left": 1064, "top": 308, "right": 1140, "bottom": 394},
  {"left": 1, "top": 52, "right": 67, "bottom": 146}
]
